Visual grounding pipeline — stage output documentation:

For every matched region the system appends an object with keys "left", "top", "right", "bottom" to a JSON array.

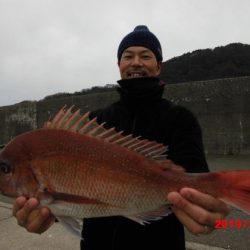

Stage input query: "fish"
[{"left": 0, "top": 105, "right": 250, "bottom": 237}]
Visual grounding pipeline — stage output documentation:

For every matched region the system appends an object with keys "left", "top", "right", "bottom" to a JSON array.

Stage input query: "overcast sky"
[{"left": 0, "top": 0, "right": 250, "bottom": 106}]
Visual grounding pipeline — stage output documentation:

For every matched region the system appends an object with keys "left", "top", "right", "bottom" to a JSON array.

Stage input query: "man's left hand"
[{"left": 167, "top": 188, "right": 230, "bottom": 235}]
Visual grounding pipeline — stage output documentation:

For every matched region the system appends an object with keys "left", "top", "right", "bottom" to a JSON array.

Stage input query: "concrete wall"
[
  {"left": 0, "top": 101, "right": 37, "bottom": 145},
  {"left": 1, "top": 76, "right": 250, "bottom": 155},
  {"left": 165, "top": 77, "right": 250, "bottom": 155}
]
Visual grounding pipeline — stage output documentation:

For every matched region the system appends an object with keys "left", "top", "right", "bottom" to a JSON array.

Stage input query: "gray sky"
[{"left": 0, "top": 0, "right": 250, "bottom": 106}]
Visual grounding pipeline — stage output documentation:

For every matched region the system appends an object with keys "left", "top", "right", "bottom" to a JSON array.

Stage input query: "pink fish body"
[{"left": 0, "top": 106, "right": 250, "bottom": 235}]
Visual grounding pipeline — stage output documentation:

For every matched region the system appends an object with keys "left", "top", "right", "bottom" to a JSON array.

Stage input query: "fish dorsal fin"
[{"left": 43, "top": 106, "right": 168, "bottom": 161}]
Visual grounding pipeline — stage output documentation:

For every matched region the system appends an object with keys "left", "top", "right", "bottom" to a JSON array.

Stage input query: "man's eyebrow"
[{"left": 140, "top": 50, "right": 152, "bottom": 54}]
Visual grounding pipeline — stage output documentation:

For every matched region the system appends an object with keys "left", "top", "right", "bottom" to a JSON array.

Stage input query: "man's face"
[{"left": 118, "top": 46, "right": 162, "bottom": 79}]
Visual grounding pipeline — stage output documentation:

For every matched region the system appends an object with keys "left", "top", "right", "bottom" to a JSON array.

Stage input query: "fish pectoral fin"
[
  {"left": 56, "top": 216, "right": 83, "bottom": 238},
  {"left": 125, "top": 204, "right": 172, "bottom": 225}
]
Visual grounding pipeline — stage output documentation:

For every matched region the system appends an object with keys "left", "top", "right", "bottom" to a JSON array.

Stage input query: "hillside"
[
  {"left": 160, "top": 43, "right": 250, "bottom": 83},
  {"left": 43, "top": 43, "right": 250, "bottom": 100}
]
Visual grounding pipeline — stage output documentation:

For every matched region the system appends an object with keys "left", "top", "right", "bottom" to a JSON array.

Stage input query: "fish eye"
[{"left": 0, "top": 161, "right": 11, "bottom": 174}]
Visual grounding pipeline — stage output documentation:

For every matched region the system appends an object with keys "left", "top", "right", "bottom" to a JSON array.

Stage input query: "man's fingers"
[
  {"left": 168, "top": 191, "right": 223, "bottom": 229},
  {"left": 12, "top": 196, "right": 27, "bottom": 216},
  {"left": 180, "top": 188, "right": 230, "bottom": 215},
  {"left": 168, "top": 191, "right": 215, "bottom": 226},
  {"left": 14, "top": 198, "right": 40, "bottom": 226},
  {"left": 26, "top": 208, "right": 55, "bottom": 234},
  {"left": 172, "top": 206, "right": 213, "bottom": 235},
  {"left": 13, "top": 197, "right": 55, "bottom": 234}
]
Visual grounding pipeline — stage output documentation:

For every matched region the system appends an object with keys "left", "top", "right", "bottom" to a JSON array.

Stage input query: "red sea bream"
[{"left": 0, "top": 106, "right": 250, "bottom": 236}]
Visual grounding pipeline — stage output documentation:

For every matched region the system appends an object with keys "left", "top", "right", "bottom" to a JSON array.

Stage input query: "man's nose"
[{"left": 131, "top": 56, "right": 143, "bottom": 66}]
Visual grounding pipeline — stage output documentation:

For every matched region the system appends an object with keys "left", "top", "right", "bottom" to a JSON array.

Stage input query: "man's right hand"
[{"left": 13, "top": 196, "right": 55, "bottom": 234}]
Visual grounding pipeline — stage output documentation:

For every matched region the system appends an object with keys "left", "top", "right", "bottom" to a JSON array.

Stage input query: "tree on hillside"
[{"left": 160, "top": 43, "right": 250, "bottom": 83}]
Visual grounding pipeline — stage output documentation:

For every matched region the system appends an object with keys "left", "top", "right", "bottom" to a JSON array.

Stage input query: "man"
[{"left": 13, "top": 25, "right": 229, "bottom": 249}]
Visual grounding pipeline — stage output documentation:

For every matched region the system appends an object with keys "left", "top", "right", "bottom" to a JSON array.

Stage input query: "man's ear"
[
  {"left": 157, "top": 61, "right": 162, "bottom": 74},
  {"left": 158, "top": 61, "right": 162, "bottom": 70}
]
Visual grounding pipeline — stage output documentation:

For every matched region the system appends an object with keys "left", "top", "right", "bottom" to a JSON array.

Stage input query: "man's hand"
[
  {"left": 167, "top": 188, "right": 230, "bottom": 235},
  {"left": 13, "top": 196, "right": 55, "bottom": 234}
]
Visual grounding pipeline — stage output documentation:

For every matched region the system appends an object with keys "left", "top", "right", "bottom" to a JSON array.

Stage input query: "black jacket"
[{"left": 81, "top": 77, "right": 209, "bottom": 250}]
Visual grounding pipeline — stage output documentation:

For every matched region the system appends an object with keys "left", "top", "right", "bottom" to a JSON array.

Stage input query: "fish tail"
[{"left": 215, "top": 170, "right": 250, "bottom": 214}]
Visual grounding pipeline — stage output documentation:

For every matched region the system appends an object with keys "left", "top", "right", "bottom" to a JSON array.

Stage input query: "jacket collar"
[{"left": 117, "top": 77, "right": 165, "bottom": 106}]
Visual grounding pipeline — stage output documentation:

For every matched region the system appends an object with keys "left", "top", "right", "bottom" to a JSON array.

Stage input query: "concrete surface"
[{"left": 0, "top": 155, "right": 250, "bottom": 250}]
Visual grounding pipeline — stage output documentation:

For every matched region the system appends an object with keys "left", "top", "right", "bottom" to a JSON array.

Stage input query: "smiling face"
[{"left": 118, "top": 46, "right": 162, "bottom": 79}]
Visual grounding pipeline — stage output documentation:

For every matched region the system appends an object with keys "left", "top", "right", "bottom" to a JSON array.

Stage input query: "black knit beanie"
[{"left": 117, "top": 25, "right": 163, "bottom": 62}]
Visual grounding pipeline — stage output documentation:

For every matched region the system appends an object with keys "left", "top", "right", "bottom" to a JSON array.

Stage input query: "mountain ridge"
[{"left": 160, "top": 43, "right": 250, "bottom": 83}]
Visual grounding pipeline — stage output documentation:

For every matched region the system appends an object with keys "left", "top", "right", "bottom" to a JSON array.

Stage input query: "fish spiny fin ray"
[{"left": 43, "top": 106, "right": 168, "bottom": 160}]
